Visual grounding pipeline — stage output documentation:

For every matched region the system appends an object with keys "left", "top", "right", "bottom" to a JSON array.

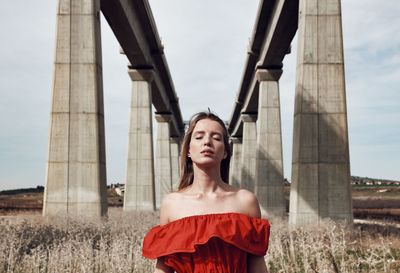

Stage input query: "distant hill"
[
  {"left": 0, "top": 186, "right": 44, "bottom": 195},
  {"left": 1, "top": 175, "right": 399, "bottom": 195}
]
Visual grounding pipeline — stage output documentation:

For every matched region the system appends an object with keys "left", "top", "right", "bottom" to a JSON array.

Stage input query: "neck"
[{"left": 190, "top": 164, "right": 223, "bottom": 194}]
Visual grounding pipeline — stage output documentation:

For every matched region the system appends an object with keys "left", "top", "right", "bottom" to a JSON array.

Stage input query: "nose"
[{"left": 203, "top": 135, "right": 212, "bottom": 146}]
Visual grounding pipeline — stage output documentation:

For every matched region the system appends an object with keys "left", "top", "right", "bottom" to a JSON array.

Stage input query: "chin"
[{"left": 193, "top": 159, "right": 220, "bottom": 168}]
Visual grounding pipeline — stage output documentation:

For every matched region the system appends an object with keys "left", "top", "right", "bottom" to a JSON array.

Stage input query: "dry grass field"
[
  {"left": 0, "top": 188, "right": 123, "bottom": 214},
  {"left": 352, "top": 186, "right": 400, "bottom": 221},
  {"left": 1, "top": 185, "right": 400, "bottom": 272},
  {"left": 0, "top": 209, "right": 400, "bottom": 273}
]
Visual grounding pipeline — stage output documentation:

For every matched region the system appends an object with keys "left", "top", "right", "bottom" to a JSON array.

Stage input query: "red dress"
[{"left": 142, "top": 212, "right": 270, "bottom": 273}]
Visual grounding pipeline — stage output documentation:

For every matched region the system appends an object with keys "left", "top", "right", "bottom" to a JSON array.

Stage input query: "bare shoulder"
[
  {"left": 161, "top": 191, "right": 182, "bottom": 203},
  {"left": 236, "top": 189, "right": 261, "bottom": 218},
  {"left": 159, "top": 192, "right": 182, "bottom": 225}
]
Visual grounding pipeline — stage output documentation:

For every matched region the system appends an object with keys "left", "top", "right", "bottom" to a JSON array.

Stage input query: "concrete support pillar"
[
  {"left": 170, "top": 137, "right": 181, "bottom": 191},
  {"left": 241, "top": 114, "right": 257, "bottom": 191},
  {"left": 43, "top": 0, "right": 107, "bottom": 217},
  {"left": 124, "top": 69, "right": 156, "bottom": 211},
  {"left": 155, "top": 114, "right": 173, "bottom": 209},
  {"left": 289, "top": 0, "right": 353, "bottom": 226},
  {"left": 229, "top": 137, "right": 242, "bottom": 188},
  {"left": 255, "top": 69, "right": 285, "bottom": 216}
]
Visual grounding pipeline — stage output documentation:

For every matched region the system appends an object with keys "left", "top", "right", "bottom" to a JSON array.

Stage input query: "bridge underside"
[
  {"left": 228, "top": 0, "right": 352, "bottom": 225},
  {"left": 43, "top": 0, "right": 353, "bottom": 226},
  {"left": 43, "top": 0, "right": 184, "bottom": 216}
]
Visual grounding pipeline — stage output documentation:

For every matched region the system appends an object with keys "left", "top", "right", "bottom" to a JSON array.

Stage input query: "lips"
[{"left": 201, "top": 149, "right": 214, "bottom": 155}]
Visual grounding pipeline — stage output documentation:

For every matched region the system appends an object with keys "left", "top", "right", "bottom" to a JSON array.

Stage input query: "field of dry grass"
[
  {"left": 1, "top": 208, "right": 400, "bottom": 273},
  {"left": 0, "top": 188, "right": 123, "bottom": 214},
  {"left": 352, "top": 186, "right": 400, "bottom": 221},
  {"left": 1, "top": 185, "right": 399, "bottom": 272}
]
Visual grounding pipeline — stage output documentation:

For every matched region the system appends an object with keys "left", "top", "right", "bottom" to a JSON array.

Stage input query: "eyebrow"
[{"left": 193, "top": 130, "right": 222, "bottom": 136}]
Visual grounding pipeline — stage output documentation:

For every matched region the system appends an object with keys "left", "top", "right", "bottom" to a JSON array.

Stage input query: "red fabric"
[{"left": 142, "top": 212, "right": 270, "bottom": 273}]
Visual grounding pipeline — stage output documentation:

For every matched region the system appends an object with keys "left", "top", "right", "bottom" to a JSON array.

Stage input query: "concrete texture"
[
  {"left": 43, "top": 0, "right": 107, "bottom": 217},
  {"left": 241, "top": 114, "right": 257, "bottom": 191},
  {"left": 255, "top": 69, "right": 285, "bottom": 216},
  {"left": 124, "top": 69, "right": 156, "bottom": 211},
  {"left": 227, "top": 0, "right": 298, "bottom": 137},
  {"left": 229, "top": 137, "right": 242, "bottom": 188},
  {"left": 289, "top": 0, "right": 353, "bottom": 226},
  {"left": 170, "top": 137, "right": 181, "bottom": 191},
  {"left": 101, "top": 0, "right": 184, "bottom": 138},
  {"left": 155, "top": 114, "right": 173, "bottom": 209}
]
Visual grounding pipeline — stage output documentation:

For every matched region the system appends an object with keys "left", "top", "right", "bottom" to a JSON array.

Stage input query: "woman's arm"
[
  {"left": 247, "top": 254, "right": 268, "bottom": 273},
  {"left": 239, "top": 190, "right": 269, "bottom": 273},
  {"left": 153, "top": 194, "right": 175, "bottom": 273}
]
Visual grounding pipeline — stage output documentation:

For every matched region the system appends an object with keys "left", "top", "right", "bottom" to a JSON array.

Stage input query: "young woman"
[{"left": 142, "top": 112, "right": 270, "bottom": 273}]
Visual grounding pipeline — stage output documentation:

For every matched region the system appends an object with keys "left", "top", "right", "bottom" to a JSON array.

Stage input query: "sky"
[{"left": 0, "top": 0, "right": 399, "bottom": 191}]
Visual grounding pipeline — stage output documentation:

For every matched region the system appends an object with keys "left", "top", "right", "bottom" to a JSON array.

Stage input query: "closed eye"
[{"left": 193, "top": 133, "right": 203, "bottom": 140}]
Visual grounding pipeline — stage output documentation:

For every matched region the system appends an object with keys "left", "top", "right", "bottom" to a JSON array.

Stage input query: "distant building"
[{"left": 110, "top": 183, "right": 125, "bottom": 196}]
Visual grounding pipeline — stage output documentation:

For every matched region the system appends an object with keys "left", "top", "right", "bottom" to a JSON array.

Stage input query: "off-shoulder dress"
[{"left": 142, "top": 212, "right": 270, "bottom": 273}]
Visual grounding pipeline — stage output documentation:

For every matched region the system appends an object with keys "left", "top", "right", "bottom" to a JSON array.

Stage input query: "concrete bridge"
[{"left": 43, "top": 0, "right": 353, "bottom": 226}]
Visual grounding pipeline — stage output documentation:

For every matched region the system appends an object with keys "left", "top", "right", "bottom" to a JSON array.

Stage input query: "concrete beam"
[
  {"left": 289, "top": 0, "right": 353, "bottom": 226},
  {"left": 255, "top": 69, "right": 285, "bottom": 216},
  {"left": 170, "top": 137, "right": 181, "bottom": 191},
  {"left": 43, "top": 0, "right": 107, "bottom": 217},
  {"left": 228, "top": 0, "right": 298, "bottom": 136},
  {"left": 124, "top": 69, "right": 156, "bottom": 211},
  {"left": 101, "top": 0, "right": 184, "bottom": 137},
  {"left": 229, "top": 137, "right": 242, "bottom": 188},
  {"left": 241, "top": 113, "right": 258, "bottom": 191},
  {"left": 155, "top": 113, "right": 173, "bottom": 209}
]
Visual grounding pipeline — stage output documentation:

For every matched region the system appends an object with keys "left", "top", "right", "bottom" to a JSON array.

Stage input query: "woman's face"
[{"left": 188, "top": 118, "right": 226, "bottom": 168}]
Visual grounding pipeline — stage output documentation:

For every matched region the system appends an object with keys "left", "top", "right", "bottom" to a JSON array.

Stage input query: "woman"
[{"left": 142, "top": 111, "right": 270, "bottom": 273}]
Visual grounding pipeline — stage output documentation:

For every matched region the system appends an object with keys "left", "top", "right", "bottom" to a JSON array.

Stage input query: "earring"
[{"left": 187, "top": 154, "right": 191, "bottom": 158}]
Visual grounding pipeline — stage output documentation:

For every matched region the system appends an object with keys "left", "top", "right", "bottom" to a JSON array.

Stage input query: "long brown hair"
[{"left": 178, "top": 111, "right": 231, "bottom": 190}]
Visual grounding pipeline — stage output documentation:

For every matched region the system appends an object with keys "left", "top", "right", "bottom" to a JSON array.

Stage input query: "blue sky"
[{"left": 0, "top": 0, "right": 399, "bottom": 190}]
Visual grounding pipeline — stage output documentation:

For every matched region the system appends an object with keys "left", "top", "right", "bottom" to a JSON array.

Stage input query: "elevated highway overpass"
[{"left": 43, "top": 0, "right": 353, "bottom": 226}]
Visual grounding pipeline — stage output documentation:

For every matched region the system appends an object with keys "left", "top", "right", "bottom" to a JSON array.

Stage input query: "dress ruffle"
[{"left": 142, "top": 212, "right": 270, "bottom": 259}]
